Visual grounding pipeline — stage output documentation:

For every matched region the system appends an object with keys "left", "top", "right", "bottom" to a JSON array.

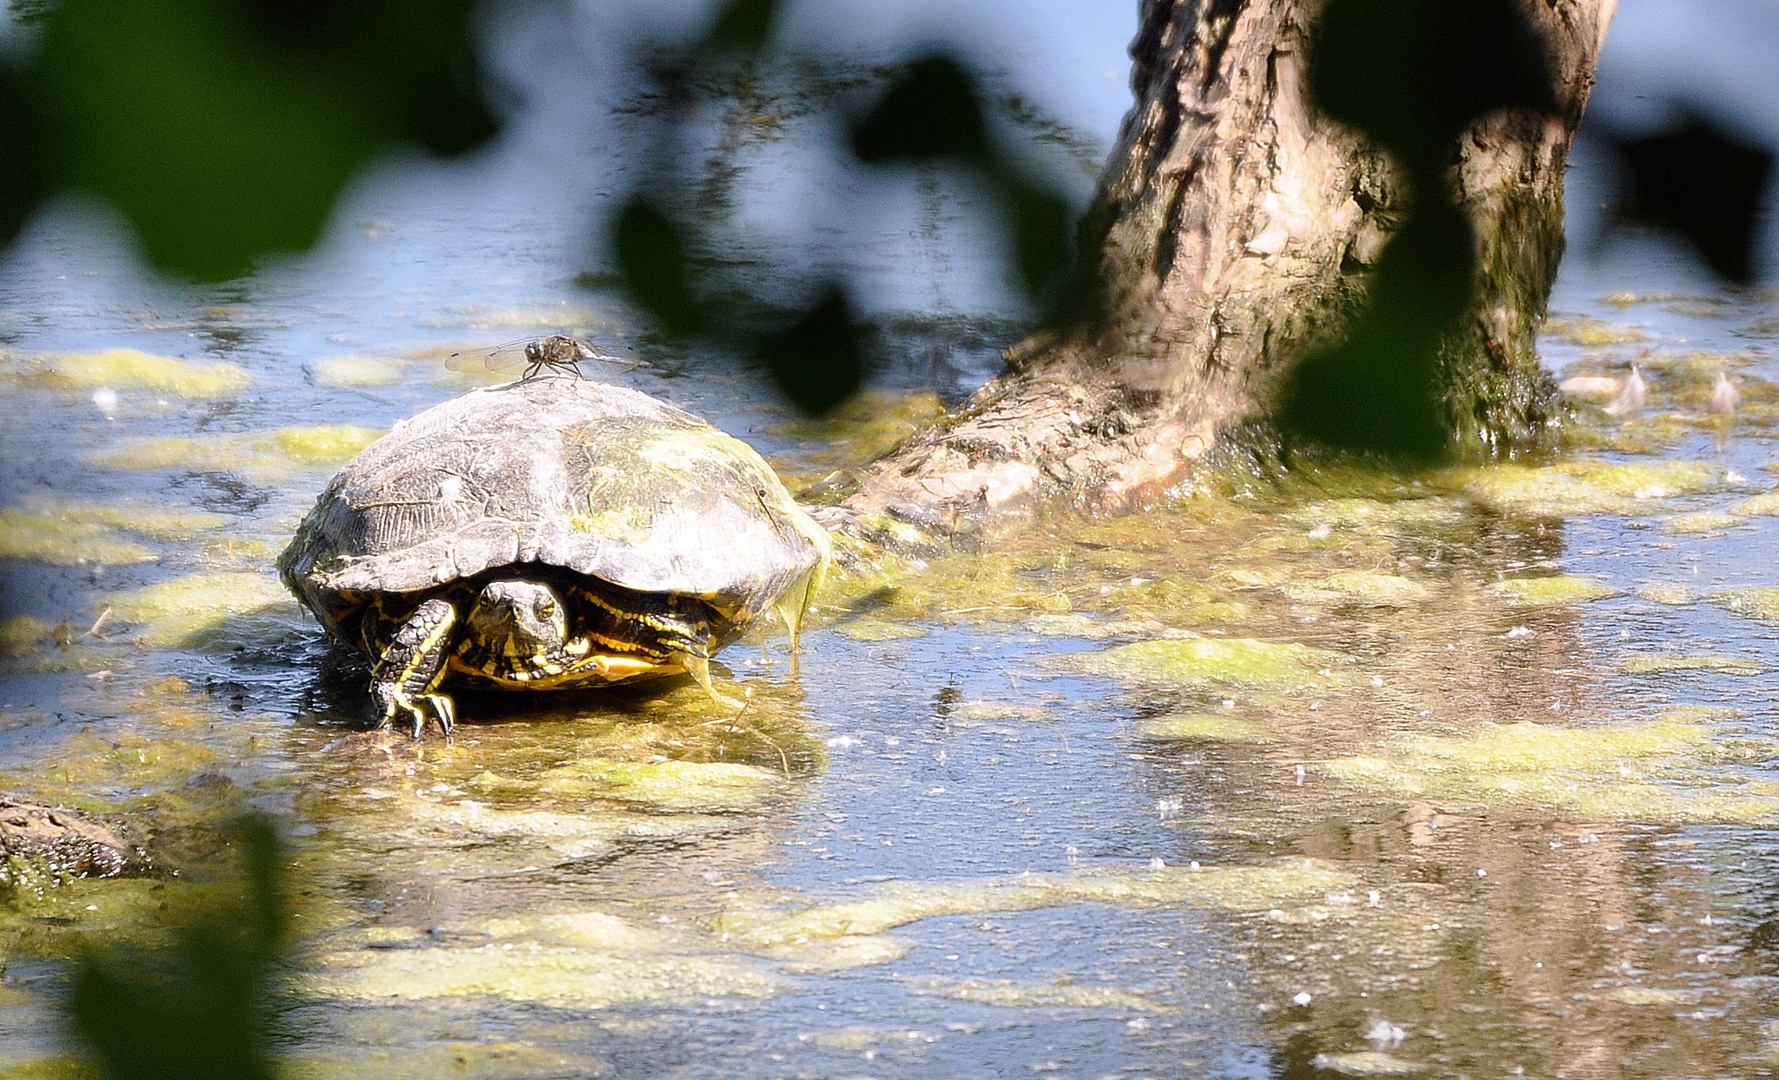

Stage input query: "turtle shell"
[{"left": 279, "top": 377, "right": 830, "bottom": 647}]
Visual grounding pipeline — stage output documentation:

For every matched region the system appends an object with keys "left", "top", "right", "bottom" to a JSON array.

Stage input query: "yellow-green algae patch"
[
  {"left": 0, "top": 1057, "right": 100, "bottom": 1080},
  {"left": 900, "top": 976, "right": 1169, "bottom": 1012},
  {"left": 1309, "top": 1051, "right": 1426, "bottom": 1076},
  {"left": 1320, "top": 717, "right": 1778, "bottom": 824},
  {"left": 16, "top": 498, "right": 227, "bottom": 541},
  {"left": 1460, "top": 461, "right": 1734, "bottom": 517},
  {"left": 309, "top": 355, "right": 406, "bottom": 388},
  {"left": 1135, "top": 713, "right": 1279, "bottom": 743},
  {"left": 1542, "top": 317, "right": 1646, "bottom": 347},
  {"left": 0, "top": 508, "right": 156, "bottom": 566},
  {"left": 1732, "top": 489, "right": 1779, "bottom": 516},
  {"left": 1601, "top": 986, "right": 1702, "bottom": 1006},
  {"left": 1635, "top": 582, "right": 1695, "bottom": 605},
  {"left": 1053, "top": 637, "right": 1352, "bottom": 692},
  {"left": 1665, "top": 512, "right": 1742, "bottom": 534},
  {"left": 1621, "top": 653, "right": 1764, "bottom": 675},
  {"left": 382, "top": 800, "right": 742, "bottom": 863},
  {"left": 1486, "top": 576, "right": 1618, "bottom": 605},
  {"left": 286, "top": 1043, "right": 601, "bottom": 1080},
  {"left": 0, "top": 616, "right": 54, "bottom": 656},
  {"left": 91, "top": 425, "right": 382, "bottom": 481},
  {"left": 1714, "top": 587, "right": 1779, "bottom": 622},
  {"left": 834, "top": 618, "right": 929, "bottom": 641},
  {"left": 477, "top": 910, "right": 668, "bottom": 951},
  {"left": 1281, "top": 570, "right": 1428, "bottom": 606},
  {"left": 1, "top": 348, "right": 248, "bottom": 396},
  {"left": 303, "top": 944, "right": 781, "bottom": 1008},
  {"left": 537, "top": 759, "right": 784, "bottom": 811},
  {"left": 106, "top": 571, "right": 305, "bottom": 648},
  {"left": 759, "top": 934, "right": 913, "bottom": 972},
  {"left": 721, "top": 861, "right": 1354, "bottom": 945}
]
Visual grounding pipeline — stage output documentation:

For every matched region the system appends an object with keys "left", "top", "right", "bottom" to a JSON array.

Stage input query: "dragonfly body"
[{"left": 447, "top": 335, "right": 636, "bottom": 380}]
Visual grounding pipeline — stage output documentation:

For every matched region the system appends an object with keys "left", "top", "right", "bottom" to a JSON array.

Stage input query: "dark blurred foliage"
[
  {"left": 608, "top": 0, "right": 1077, "bottom": 414},
  {"left": 2, "top": 0, "right": 498, "bottom": 280},
  {"left": 0, "top": 0, "right": 1770, "bottom": 421},
  {"left": 67, "top": 816, "right": 293, "bottom": 1080},
  {"left": 1598, "top": 115, "right": 1776, "bottom": 286},
  {"left": 1279, "top": 0, "right": 1558, "bottom": 460}
]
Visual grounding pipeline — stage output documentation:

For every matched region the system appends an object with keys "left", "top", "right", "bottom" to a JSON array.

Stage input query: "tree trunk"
[{"left": 837, "top": 0, "right": 1615, "bottom": 535}]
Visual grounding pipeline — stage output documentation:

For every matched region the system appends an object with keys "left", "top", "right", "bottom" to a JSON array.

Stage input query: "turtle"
[{"left": 278, "top": 376, "right": 831, "bottom": 736}]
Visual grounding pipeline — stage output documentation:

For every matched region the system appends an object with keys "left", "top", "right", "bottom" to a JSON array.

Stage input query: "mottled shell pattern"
[{"left": 279, "top": 377, "right": 830, "bottom": 649}]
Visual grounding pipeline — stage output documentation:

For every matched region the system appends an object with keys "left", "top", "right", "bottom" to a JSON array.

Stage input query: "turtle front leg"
[{"left": 372, "top": 598, "right": 459, "bottom": 737}]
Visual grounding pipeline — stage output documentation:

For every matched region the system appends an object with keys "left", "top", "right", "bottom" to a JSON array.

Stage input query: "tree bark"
[{"left": 837, "top": 0, "right": 1615, "bottom": 535}]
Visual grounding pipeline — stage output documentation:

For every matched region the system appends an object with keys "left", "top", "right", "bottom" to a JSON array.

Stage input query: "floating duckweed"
[
  {"left": 287, "top": 1042, "right": 600, "bottom": 1080},
  {"left": 17, "top": 498, "right": 227, "bottom": 541},
  {"left": 1135, "top": 713, "right": 1279, "bottom": 743},
  {"left": 1541, "top": 317, "right": 1645, "bottom": 347},
  {"left": 538, "top": 759, "right": 783, "bottom": 811},
  {"left": 309, "top": 355, "right": 406, "bottom": 388},
  {"left": 949, "top": 700, "right": 1050, "bottom": 723},
  {"left": 304, "top": 944, "right": 780, "bottom": 1008},
  {"left": 1486, "top": 577, "right": 1618, "bottom": 605},
  {"left": 1665, "top": 512, "right": 1741, "bottom": 534},
  {"left": 0, "top": 731, "right": 222, "bottom": 810},
  {"left": 1601, "top": 986, "right": 1701, "bottom": 1005},
  {"left": 106, "top": 571, "right": 304, "bottom": 648},
  {"left": 0, "top": 616, "right": 54, "bottom": 656},
  {"left": 768, "top": 391, "right": 946, "bottom": 473},
  {"left": 1634, "top": 582, "right": 1695, "bottom": 605},
  {"left": 1285, "top": 497, "right": 1472, "bottom": 533},
  {"left": 1462, "top": 461, "right": 1732, "bottom": 517},
  {"left": 900, "top": 976, "right": 1169, "bottom": 1012},
  {"left": 478, "top": 910, "right": 666, "bottom": 950},
  {"left": 418, "top": 802, "right": 738, "bottom": 861},
  {"left": 1731, "top": 490, "right": 1779, "bottom": 516},
  {"left": 0, "top": 508, "right": 156, "bottom": 566},
  {"left": 835, "top": 619, "right": 929, "bottom": 641},
  {"left": 1714, "top": 587, "right": 1779, "bottom": 623},
  {"left": 762, "top": 934, "right": 913, "bottom": 972},
  {"left": 92, "top": 425, "right": 382, "bottom": 481},
  {"left": 272, "top": 425, "right": 384, "bottom": 464},
  {"left": 1589, "top": 462, "right": 1728, "bottom": 498},
  {"left": 2, "top": 348, "right": 248, "bottom": 395},
  {"left": 728, "top": 861, "right": 1354, "bottom": 945},
  {"left": 1055, "top": 637, "right": 1352, "bottom": 692},
  {"left": 1309, "top": 1051, "right": 1426, "bottom": 1076},
  {"left": 1621, "top": 654, "right": 1764, "bottom": 676},
  {"left": 1282, "top": 570, "right": 1428, "bottom": 607},
  {"left": 1321, "top": 719, "right": 1778, "bottom": 824}
]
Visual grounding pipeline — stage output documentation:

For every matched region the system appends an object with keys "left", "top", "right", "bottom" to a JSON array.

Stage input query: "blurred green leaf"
[
  {"left": 1309, "top": 0, "right": 1555, "bottom": 159},
  {"left": 701, "top": 0, "right": 780, "bottom": 55},
  {"left": 1000, "top": 175, "right": 1072, "bottom": 299},
  {"left": 69, "top": 816, "right": 290, "bottom": 1080},
  {"left": 1606, "top": 115, "right": 1775, "bottom": 285},
  {"left": 25, "top": 0, "right": 497, "bottom": 280},
  {"left": 1278, "top": 201, "right": 1473, "bottom": 460},
  {"left": 760, "top": 285, "right": 866, "bottom": 415},
  {"left": 613, "top": 196, "right": 705, "bottom": 336},
  {"left": 0, "top": 59, "right": 48, "bottom": 247},
  {"left": 850, "top": 55, "right": 987, "bottom": 164}
]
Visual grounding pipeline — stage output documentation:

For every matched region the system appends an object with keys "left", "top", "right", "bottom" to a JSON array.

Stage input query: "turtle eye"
[{"left": 538, "top": 599, "right": 556, "bottom": 619}]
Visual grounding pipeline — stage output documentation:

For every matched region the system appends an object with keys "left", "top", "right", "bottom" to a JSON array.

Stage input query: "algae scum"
[
  {"left": 9, "top": 166, "right": 1779, "bottom": 1080},
  {"left": 6, "top": 320, "right": 1779, "bottom": 1080}
]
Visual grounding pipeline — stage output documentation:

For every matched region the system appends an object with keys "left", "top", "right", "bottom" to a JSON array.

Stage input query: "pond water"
[{"left": 5, "top": 4, "right": 1779, "bottom": 1079}]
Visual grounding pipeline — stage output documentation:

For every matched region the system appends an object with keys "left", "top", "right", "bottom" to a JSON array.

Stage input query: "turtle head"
[{"left": 466, "top": 580, "right": 570, "bottom": 657}]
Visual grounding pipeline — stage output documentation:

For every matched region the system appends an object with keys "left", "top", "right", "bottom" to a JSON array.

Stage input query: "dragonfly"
[{"left": 445, "top": 335, "right": 640, "bottom": 381}]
